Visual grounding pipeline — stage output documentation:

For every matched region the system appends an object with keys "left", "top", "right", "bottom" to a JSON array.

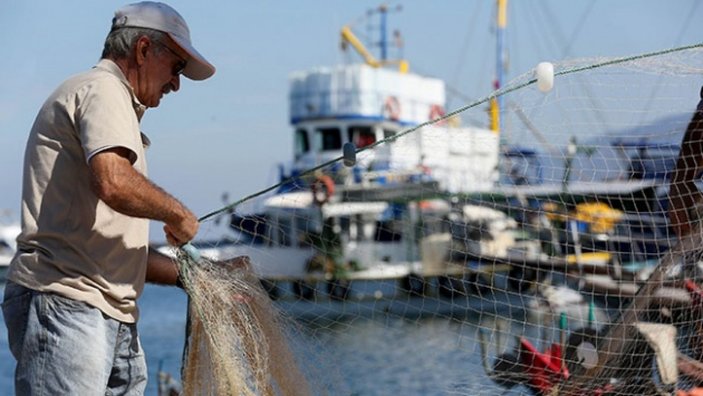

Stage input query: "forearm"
[
  {"left": 669, "top": 109, "right": 703, "bottom": 235},
  {"left": 92, "top": 159, "right": 189, "bottom": 224},
  {"left": 146, "top": 248, "right": 180, "bottom": 286},
  {"left": 90, "top": 148, "right": 198, "bottom": 245},
  {"left": 110, "top": 173, "right": 189, "bottom": 224},
  {"left": 669, "top": 182, "right": 701, "bottom": 217},
  {"left": 670, "top": 110, "right": 703, "bottom": 206}
]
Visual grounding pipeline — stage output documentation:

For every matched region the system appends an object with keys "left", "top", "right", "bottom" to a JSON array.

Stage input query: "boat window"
[
  {"left": 294, "top": 128, "right": 310, "bottom": 159},
  {"left": 315, "top": 127, "right": 342, "bottom": 151},
  {"left": 374, "top": 220, "right": 402, "bottom": 242},
  {"left": 337, "top": 215, "right": 364, "bottom": 242},
  {"left": 353, "top": 214, "right": 368, "bottom": 241},
  {"left": 348, "top": 126, "right": 376, "bottom": 148},
  {"left": 383, "top": 129, "right": 398, "bottom": 140},
  {"left": 339, "top": 216, "right": 350, "bottom": 234}
]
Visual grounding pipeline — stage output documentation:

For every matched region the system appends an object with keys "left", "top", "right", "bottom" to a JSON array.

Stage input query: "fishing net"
[
  {"left": 175, "top": 252, "right": 313, "bottom": 396},
  {"left": 167, "top": 44, "right": 703, "bottom": 395}
]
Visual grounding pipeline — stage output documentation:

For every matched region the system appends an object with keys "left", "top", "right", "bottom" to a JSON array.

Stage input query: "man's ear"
[{"left": 134, "top": 36, "right": 150, "bottom": 66}]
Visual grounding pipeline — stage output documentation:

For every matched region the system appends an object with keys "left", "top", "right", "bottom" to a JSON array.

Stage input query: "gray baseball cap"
[{"left": 112, "top": 1, "right": 215, "bottom": 80}]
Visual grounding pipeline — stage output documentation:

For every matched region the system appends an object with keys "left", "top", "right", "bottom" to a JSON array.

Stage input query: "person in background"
[
  {"left": 2, "top": 2, "right": 214, "bottom": 394},
  {"left": 668, "top": 86, "right": 703, "bottom": 237}
]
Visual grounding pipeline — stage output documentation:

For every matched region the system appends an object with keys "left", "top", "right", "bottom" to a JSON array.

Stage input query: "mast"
[
  {"left": 490, "top": 0, "right": 508, "bottom": 135},
  {"left": 339, "top": 4, "right": 408, "bottom": 73},
  {"left": 379, "top": 4, "right": 388, "bottom": 61}
]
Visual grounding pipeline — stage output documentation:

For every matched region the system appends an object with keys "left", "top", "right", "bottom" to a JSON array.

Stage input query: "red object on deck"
[
  {"left": 519, "top": 337, "right": 569, "bottom": 394},
  {"left": 685, "top": 279, "right": 703, "bottom": 307}
]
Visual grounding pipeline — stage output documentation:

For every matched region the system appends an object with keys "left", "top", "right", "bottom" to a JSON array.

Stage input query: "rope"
[{"left": 198, "top": 42, "right": 703, "bottom": 223}]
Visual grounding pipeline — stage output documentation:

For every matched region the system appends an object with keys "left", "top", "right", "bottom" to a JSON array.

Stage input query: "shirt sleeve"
[{"left": 75, "top": 76, "right": 142, "bottom": 165}]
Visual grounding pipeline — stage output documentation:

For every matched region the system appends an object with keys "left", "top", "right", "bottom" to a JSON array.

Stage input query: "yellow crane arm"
[
  {"left": 341, "top": 26, "right": 381, "bottom": 68},
  {"left": 340, "top": 25, "right": 409, "bottom": 73}
]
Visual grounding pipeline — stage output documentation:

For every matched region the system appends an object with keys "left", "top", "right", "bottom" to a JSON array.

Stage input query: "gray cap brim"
[{"left": 168, "top": 33, "right": 215, "bottom": 81}]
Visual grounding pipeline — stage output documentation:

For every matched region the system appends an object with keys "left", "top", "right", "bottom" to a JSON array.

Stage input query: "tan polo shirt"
[{"left": 8, "top": 59, "right": 151, "bottom": 323}]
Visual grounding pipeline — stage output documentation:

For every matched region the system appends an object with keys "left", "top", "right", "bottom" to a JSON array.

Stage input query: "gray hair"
[{"left": 101, "top": 26, "right": 168, "bottom": 60}]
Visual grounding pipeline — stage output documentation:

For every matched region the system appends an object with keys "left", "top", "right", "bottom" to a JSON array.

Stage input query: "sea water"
[{"left": 0, "top": 282, "right": 542, "bottom": 395}]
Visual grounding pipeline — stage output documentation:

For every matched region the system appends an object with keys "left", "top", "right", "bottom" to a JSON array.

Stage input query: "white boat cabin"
[{"left": 286, "top": 64, "right": 500, "bottom": 194}]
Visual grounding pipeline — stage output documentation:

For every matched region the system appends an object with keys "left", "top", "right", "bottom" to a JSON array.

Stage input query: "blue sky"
[{"left": 0, "top": 1, "right": 701, "bottom": 241}]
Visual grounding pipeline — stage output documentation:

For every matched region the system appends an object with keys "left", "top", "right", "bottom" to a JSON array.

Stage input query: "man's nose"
[{"left": 170, "top": 74, "right": 181, "bottom": 92}]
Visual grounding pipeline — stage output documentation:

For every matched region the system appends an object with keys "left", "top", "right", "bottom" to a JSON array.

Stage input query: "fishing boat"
[
  {"left": 479, "top": 274, "right": 701, "bottom": 395},
  {"left": 178, "top": 6, "right": 510, "bottom": 300},
  {"left": 188, "top": 188, "right": 456, "bottom": 299},
  {"left": 479, "top": 316, "right": 690, "bottom": 395},
  {"left": 482, "top": 138, "right": 681, "bottom": 226},
  {"left": 189, "top": 180, "right": 544, "bottom": 302},
  {"left": 557, "top": 203, "right": 687, "bottom": 305}
]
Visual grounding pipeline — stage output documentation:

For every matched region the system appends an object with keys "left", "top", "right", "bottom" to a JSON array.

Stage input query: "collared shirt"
[{"left": 8, "top": 59, "right": 151, "bottom": 323}]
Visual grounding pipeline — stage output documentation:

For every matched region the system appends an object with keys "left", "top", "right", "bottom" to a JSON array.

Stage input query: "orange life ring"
[
  {"left": 311, "top": 175, "right": 335, "bottom": 205},
  {"left": 384, "top": 96, "right": 401, "bottom": 121},
  {"left": 429, "top": 104, "right": 446, "bottom": 125}
]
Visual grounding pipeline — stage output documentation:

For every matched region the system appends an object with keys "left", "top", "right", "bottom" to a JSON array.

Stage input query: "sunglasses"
[{"left": 154, "top": 41, "right": 187, "bottom": 76}]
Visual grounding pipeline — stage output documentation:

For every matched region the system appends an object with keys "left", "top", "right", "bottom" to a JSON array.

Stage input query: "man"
[
  {"left": 2, "top": 2, "right": 214, "bottom": 394},
  {"left": 669, "top": 86, "right": 703, "bottom": 237}
]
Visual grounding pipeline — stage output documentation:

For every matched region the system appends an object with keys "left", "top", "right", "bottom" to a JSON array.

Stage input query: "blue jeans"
[{"left": 2, "top": 281, "right": 147, "bottom": 395}]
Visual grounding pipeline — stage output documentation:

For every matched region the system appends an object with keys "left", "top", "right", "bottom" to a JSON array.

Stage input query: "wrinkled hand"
[{"left": 164, "top": 209, "right": 199, "bottom": 246}]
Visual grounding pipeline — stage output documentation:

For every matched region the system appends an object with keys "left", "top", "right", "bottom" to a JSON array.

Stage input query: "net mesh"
[
  {"left": 170, "top": 45, "right": 703, "bottom": 395},
  {"left": 176, "top": 253, "right": 313, "bottom": 396}
]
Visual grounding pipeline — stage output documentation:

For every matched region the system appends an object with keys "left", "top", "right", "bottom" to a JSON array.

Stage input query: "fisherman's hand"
[
  {"left": 220, "top": 256, "right": 255, "bottom": 303},
  {"left": 164, "top": 208, "right": 199, "bottom": 246},
  {"left": 221, "top": 255, "right": 252, "bottom": 272}
]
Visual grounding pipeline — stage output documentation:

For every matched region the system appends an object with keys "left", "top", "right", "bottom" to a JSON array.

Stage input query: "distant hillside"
[
  {"left": 504, "top": 112, "right": 694, "bottom": 186},
  {"left": 594, "top": 112, "right": 693, "bottom": 146}
]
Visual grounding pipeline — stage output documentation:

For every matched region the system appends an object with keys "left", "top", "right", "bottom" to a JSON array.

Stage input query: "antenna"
[{"left": 340, "top": 4, "right": 409, "bottom": 72}]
